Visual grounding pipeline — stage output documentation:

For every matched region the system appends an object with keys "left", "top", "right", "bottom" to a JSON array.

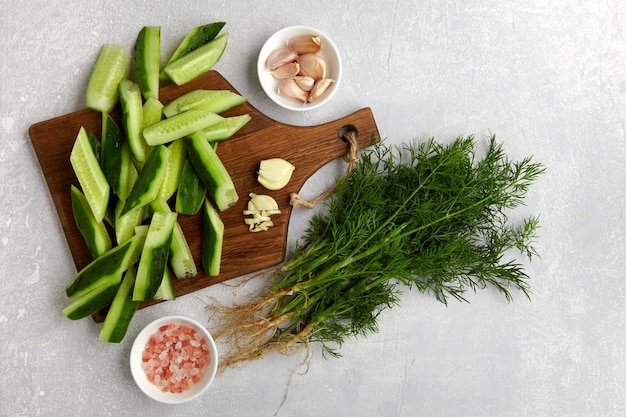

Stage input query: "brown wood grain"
[{"left": 28, "top": 71, "right": 380, "bottom": 322}]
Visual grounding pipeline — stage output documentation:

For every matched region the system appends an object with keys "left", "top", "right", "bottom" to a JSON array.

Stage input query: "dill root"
[{"left": 207, "top": 135, "right": 545, "bottom": 370}]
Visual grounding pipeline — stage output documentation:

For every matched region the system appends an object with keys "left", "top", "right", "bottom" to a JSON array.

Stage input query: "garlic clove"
[
  {"left": 296, "top": 54, "right": 326, "bottom": 81},
  {"left": 258, "top": 158, "right": 295, "bottom": 190},
  {"left": 287, "top": 34, "right": 322, "bottom": 54},
  {"left": 266, "top": 47, "right": 298, "bottom": 70},
  {"left": 292, "top": 76, "right": 315, "bottom": 92},
  {"left": 307, "top": 78, "right": 335, "bottom": 103},
  {"left": 277, "top": 78, "right": 308, "bottom": 103},
  {"left": 249, "top": 193, "right": 280, "bottom": 212},
  {"left": 271, "top": 62, "right": 300, "bottom": 79}
]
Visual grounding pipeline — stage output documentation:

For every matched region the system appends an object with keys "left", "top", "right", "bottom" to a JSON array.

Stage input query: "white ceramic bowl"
[
  {"left": 257, "top": 25, "right": 342, "bottom": 111},
  {"left": 129, "top": 315, "right": 218, "bottom": 404}
]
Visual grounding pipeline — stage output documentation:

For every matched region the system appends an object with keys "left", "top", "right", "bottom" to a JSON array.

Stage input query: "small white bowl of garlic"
[{"left": 257, "top": 25, "right": 342, "bottom": 111}]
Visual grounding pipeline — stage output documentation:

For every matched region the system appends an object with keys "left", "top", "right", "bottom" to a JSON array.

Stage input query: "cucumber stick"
[
  {"left": 154, "top": 268, "right": 175, "bottom": 300},
  {"left": 101, "top": 113, "right": 137, "bottom": 201},
  {"left": 99, "top": 266, "right": 140, "bottom": 343},
  {"left": 70, "top": 184, "right": 112, "bottom": 258},
  {"left": 191, "top": 114, "right": 251, "bottom": 142},
  {"left": 162, "top": 22, "right": 225, "bottom": 72},
  {"left": 66, "top": 229, "right": 146, "bottom": 299},
  {"left": 150, "top": 198, "right": 197, "bottom": 279},
  {"left": 121, "top": 144, "right": 171, "bottom": 216},
  {"left": 162, "top": 89, "right": 247, "bottom": 118},
  {"left": 143, "top": 97, "right": 164, "bottom": 128},
  {"left": 143, "top": 110, "right": 223, "bottom": 146},
  {"left": 115, "top": 199, "right": 144, "bottom": 245},
  {"left": 133, "top": 211, "right": 178, "bottom": 301},
  {"left": 86, "top": 44, "right": 127, "bottom": 113},
  {"left": 119, "top": 79, "right": 150, "bottom": 164},
  {"left": 163, "top": 32, "right": 228, "bottom": 86},
  {"left": 70, "top": 127, "right": 110, "bottom": 223},
  {"left": 134, "top": 26, "right": 161, "bottom": 100},
  {"left": 157, "top": 139, "right": 187, "bottom": 201},
  {"left": 63, "top": 277, "right": 121, "bottom": 320},
  {"left": 175, "top": 158, "right": 205, "bottom": 215},
  {"left": 186, "top": 133, "right": 238, "bottom": 211},
  {"left": 202, "top": 199, "right": 224, "bottom": 276}
]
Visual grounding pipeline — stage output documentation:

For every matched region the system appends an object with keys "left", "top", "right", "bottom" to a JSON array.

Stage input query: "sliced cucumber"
[
  {"left": 101, "top": 113, "right": 137, "bottom": 200},
  {"left": 202, "top": 199, "right": 224, "bottom": 276},
  {"left": 114, "top": 199, "right": 144, "bottom": 245},
  {"left": 63, "top": 276, "right": 121, "bottom": 320},
  {"left": 162, "top": 89, "right": 247, "bottom": 118},
  {"left": 163, "top": 32, "right": 228, "bottom": 86},
  {"left": 134, "top": 26, "right": 161, "bottom": 100},
  {"left": 133, "top": 211, "right": 178, "bottom": 301},
  {"left": 70, "top": 184, "right": 112, "bottom": 258},
  {"left": 142, "top": 97, "right": 164, "bottom": 128},
  {"left": 149, "top": 198, "right": 197, "bottom": 279},
  {"left": 161, "top": 22, "right": 225, "bottom": 80},
  {"left": 87, "top": 130, "right": 101, "bottom": 163},
  {"left": 99, "top": 266, "right": 140, "bottom": 343},
  {"left": 119, "top": 79, "right": 149, "bottom": 164},
  {"left": 120, "top": 144, "right": 171, "bottom": 216},
  {"left": 65, "top": 231, "right": 145, "bottom": 299},
  {"left": 70, "top": 127, "right": 110, "bottom": 223},
  {"left": 157, "top": 139, "right": 187, "bottom": 201},
  {"left": 143, "top": 110, "right": 223, "bottom": 146},
  {"left": 154, "top": 268, "right": 175, "bottom": 300},
  {"left": 186, "top": 133, "right": 238, "bottom": 211},
  {"left": 191, "top": 114, "right": 251, "bottom": 142},
  {"left": 86, "top": 44, "right": 127, "bottom": 113},
  {"left": 175, "top": 158, "right": 206, "bottom": 215}
]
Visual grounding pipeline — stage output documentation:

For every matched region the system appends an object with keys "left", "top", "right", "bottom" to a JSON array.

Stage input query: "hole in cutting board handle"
[{"left": 338, "top": 125, "right": 357, "bottom": 142}]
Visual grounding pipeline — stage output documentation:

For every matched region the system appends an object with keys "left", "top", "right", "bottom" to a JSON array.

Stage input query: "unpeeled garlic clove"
[
  {"left": 296, "top": 53, "right": 326, "bottom": 81},
  {"left": 266, "top": 47, "right": 298, "bottom": 70},
  {"left": 287, "top": 34, "right": 322, "bottom": 54},
  {"left": 271, "top": 62, "right": 300, "bottom": 79},
  {"left": 292, "top": 76, "right": 315, "bottom": 92},
  {"left": 277, "top": 78, "right": 308, "bottom": 103},
  {"left": 307, "top": 78, "right": 335, "bottom": 103}
]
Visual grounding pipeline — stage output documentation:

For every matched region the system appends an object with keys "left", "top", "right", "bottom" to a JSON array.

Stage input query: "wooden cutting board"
[{"left": 29, "top": 71, "right": 380, "bottom": 322}]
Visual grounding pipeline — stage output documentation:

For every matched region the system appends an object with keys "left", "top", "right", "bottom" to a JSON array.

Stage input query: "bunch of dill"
[{"left": 209, "top": 135, "right": 545, "bottom": 367}]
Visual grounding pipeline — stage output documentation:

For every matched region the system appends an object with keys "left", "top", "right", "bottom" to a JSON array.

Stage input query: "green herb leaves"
[{"left": 210, "top": 135, "right": 545, "bottom": 367}]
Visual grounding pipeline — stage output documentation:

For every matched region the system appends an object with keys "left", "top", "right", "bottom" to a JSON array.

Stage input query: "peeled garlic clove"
[
  {"left": 271, "top": 62, "right": 300, "bottom": 79},
  {"left": 249, "top": 193, "right": 279, "bottom": 212},
  {"left": 258, "top": 158, "right": 295, "bottom": 190},
  {"left": 297, "top": 53, "right": 326, "bottom": 81},
  {"left": 307, "top": 78, "right": 335, "bottom": 103},
  {"left": 277, "top": 78, "right": 308, "bottom": 103},
  {"left": 292, "top": 76, "right": 315, "bottom": 92},
  {"left": 266, "top": 47, "right": 298, "bottom": 70},
  {"left": 287, "top": 34, "right": 322, "bottom": 54}
]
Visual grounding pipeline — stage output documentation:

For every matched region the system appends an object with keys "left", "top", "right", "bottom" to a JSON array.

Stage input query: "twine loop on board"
[{"left": 289, "top": 129, "right": 359, "bottom": 209}]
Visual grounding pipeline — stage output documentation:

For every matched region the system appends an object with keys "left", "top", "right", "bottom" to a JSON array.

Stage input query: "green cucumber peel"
[
  {"left": 70, "top": 184, "right": 112, "bottom": 259},
  {"left": 186, "top": 134, "right": 238, "bottom": 211},
  {"left": 98, "top": 266, "right": 140, "bottom": 343},
  {"left": 121, "top": 144, "right": 171, "bottom": 216},
  {"left": 163, "top": 32, "right": 228, "bottom": 86},
  {"left": 133, "top": 211, "right": 178, "bottom": 301},
  {"left": 134, "top": 26, "right": 161, "bottom": 100}
]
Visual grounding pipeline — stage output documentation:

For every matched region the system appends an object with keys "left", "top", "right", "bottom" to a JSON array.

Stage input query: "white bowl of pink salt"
[{"left": 130, "top": 315, "right": 218, "bottom": 404}]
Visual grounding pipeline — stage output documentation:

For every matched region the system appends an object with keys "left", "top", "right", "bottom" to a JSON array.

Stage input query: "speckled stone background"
[{"left": 2, "top": 1, "right": 626, "bottom": 416}]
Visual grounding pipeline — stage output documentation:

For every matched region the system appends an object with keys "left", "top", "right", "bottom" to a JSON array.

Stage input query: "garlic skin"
[
  {"left": 296, "top": 53, "right": 326, "bottom": 81},
  {"left": 271, "top": 62, "right": 300, "bottom": 79},
  {"left": 287, "top": 34, "right": 322, "bottom": 54},
  {"left": 257, "top": 158, "right": 295, "bottom": 190},
  {"left": 266, "top": 47, "right": 298, "bottom": 70},
  {"left": 292, "top": 76, "right": 315, "bottom": 92},
  {"left": 308, "top": 78, "right": 335, "bottom": 103},
  {"left": 277, "top": 78, "right": 308, "bottom": 103}
]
